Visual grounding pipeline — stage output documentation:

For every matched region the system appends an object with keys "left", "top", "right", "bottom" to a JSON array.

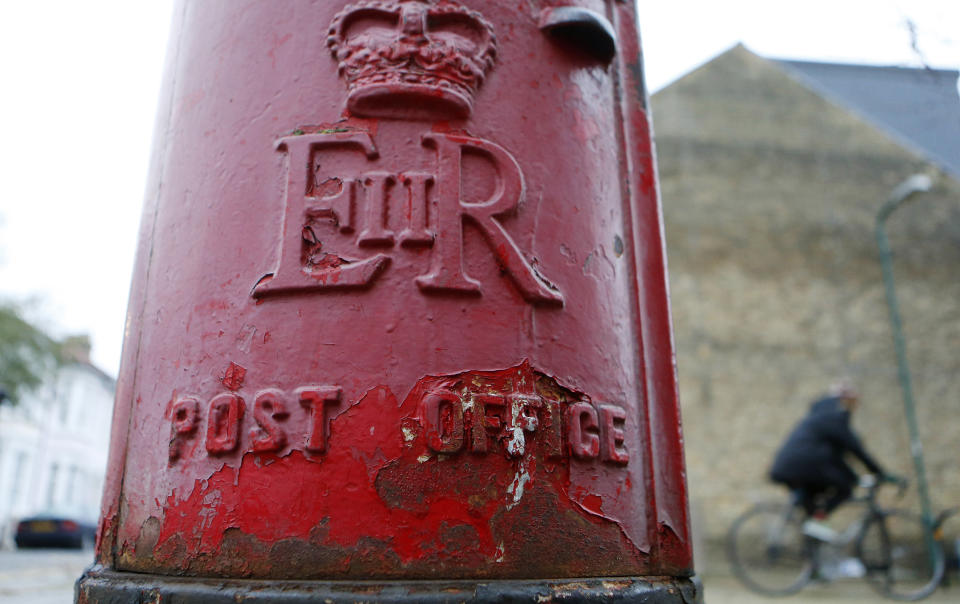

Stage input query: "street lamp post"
[{"left": 874, "top": 173, "right": 935, "bottom": 552}]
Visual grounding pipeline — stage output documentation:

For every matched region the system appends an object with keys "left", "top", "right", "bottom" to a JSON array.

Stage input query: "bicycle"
[{"left": 727, "top": 476, "right": 957, "bottom": 600}]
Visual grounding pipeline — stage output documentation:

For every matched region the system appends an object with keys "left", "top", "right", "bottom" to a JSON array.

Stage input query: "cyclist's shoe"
[
  {"left": 816, "top": 557, "right": 866, "bottom": 582},
  {"left": 836, "top": 557, "right": 865, "bottom": 578},
  {"left": 802, "top": 519, "right": 837, "bottom": 542}
]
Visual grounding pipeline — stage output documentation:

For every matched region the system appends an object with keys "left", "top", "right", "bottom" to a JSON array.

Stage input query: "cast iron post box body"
[{"left": 79, "top": 0, "right": 693, "bottom": 601}]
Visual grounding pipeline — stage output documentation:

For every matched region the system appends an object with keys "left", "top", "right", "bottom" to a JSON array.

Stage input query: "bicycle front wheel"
[
  {"left": 727, "top": 503, "right": 814, "bottom": 596},
  {"left": 858, "top": 510, "right": 945, "bottom": 601}
]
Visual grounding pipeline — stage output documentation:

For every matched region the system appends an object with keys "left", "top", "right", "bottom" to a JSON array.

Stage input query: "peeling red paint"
[
  {"left": 579, "top": 494, "right": 605, "bottom": 516},
  {"left": 118, "top": 364, "right": 652, "bottom": 578},
  {"left": 220, "top": 363, "right": 247, "bottom": 391}
]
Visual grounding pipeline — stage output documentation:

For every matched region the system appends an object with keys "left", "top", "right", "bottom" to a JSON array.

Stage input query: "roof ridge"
[{"left": 774, "top": 57, "right": 960, "bottom": 77}]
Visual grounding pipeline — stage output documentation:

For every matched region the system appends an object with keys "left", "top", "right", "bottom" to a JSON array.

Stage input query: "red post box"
[{"left": 78, "top": 1, "right": 694, "bottom": 601}]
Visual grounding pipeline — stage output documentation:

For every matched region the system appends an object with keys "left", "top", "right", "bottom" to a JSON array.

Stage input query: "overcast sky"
[{"left": 0, "top": 1, "right": 957, "bottom": 376}]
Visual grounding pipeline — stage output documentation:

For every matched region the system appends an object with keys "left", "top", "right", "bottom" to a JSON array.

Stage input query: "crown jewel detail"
[{"left": 328, "top": 1, "right": 498, "bottom": 119}]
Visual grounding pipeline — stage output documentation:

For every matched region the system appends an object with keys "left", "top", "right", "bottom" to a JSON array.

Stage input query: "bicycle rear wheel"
[
  {"left": 727, "top": 503, "right": 814, "bottom": 596},
  {"left": 858, "top": 510, "right": 945, "bottom": 601}
]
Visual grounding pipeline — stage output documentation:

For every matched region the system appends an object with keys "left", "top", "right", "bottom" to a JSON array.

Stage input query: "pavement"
[
  {"left": 0, "top": 549, "right": 92, "bottom": 604},
  {"left": 701, "top": 572, "right": 959, "bottom": 603},
  {"left": 1, "top": 547, "right": 958, "bottom": 603},
  {"left": 697, "top": 537, "right": 960, "bottom": 603}
]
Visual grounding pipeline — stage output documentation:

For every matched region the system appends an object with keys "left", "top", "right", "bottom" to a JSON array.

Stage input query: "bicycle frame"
[{"left": 792, "top": 483, "right": 878, "bottom": 548}]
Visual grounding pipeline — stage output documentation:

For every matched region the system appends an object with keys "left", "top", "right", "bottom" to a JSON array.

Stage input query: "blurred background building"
[
  {"left": 652, "top": 45, "right": 960, "bottom": 568},
  {"left": 0, "top": 336, "right": 115, "bottom": 548}
]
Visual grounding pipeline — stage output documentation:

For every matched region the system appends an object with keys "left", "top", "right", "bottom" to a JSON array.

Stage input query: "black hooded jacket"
[{"left": 770, "top": 396, "right": 883, "bottom": 485}]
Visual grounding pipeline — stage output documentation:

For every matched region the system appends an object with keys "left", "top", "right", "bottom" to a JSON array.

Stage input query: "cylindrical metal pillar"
[{"left": 78, "top": 1, "right": 694, "bottom": 601}]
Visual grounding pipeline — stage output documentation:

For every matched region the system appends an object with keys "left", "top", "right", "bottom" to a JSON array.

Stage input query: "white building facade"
[{"left": 0, "top": 359, "right": 115, "bottom": 547}]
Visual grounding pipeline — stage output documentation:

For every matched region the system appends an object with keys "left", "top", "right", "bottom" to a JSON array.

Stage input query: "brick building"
[{"left": 651, "top": 45, "right": 960, "bottom": 559}]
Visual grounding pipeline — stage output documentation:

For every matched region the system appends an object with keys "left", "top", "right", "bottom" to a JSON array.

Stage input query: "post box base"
[{"left": 76, "top": 565, "right": 698, "bottom": 603}]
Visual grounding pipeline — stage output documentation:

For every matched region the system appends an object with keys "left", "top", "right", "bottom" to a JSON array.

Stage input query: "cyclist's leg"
[
  {"left": 789, "top": 485, "right": 818, "bottom": 518},
  {"left": 819, "top": 463, "right": 856, "bottom": 515}
]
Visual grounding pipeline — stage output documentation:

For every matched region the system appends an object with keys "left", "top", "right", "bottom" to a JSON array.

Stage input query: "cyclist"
[{"left": 769, "top": 380, "right": 887, "bottom": 521}]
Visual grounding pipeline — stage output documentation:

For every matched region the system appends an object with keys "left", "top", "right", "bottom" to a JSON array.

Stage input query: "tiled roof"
[{"left": 776, "top": 59, "right": 960, "bottom": 178}]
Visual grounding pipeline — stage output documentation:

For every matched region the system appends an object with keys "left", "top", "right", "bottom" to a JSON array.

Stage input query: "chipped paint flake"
[
  {"left": 504, "top": 427, "right": 525, "bottom": 457},
  {"left": 506, "top": 463, "right": 532, "bottom": 509}
]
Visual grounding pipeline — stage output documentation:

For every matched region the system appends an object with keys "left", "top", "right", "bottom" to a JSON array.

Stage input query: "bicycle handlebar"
[
  {"left": 860, "top": 473, "right": 909, "bottom": 499},
  {"left": 884, "top": 474, "right": 910, "bottom": 496}
]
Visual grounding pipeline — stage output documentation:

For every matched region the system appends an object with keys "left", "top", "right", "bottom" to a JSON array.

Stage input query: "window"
[
  {"left": 59, "top": 397, "right": 70, "bottom": 425},
  {"left": 46, "top": 464, "right": 59, "bottom": 508},
  {"left": 66, "top": 466, "right": 79, "bottom": 505},
  {"left": 8, "top": 452, "right": 28, "bottom": 508}
]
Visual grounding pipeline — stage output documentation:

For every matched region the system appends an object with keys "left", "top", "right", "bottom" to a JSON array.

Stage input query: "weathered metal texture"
[
  {"left": 77, "top": 565, "right": 699, "bottom": 603},
  {"left": 88, "top": 0, "right": 691, "bottom": 593}
]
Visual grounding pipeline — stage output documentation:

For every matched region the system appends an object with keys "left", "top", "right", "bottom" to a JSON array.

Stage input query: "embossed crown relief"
[{"left": 253, "top": 0, "right": 562, "bottom": 304}]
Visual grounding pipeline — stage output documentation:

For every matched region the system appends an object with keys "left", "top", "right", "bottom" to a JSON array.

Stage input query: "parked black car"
[{"left": 14, "top": 512, "right": 96, "bottom": 549}]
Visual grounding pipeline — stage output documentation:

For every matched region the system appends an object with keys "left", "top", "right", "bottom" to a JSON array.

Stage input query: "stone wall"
[{"left": 650, "top": 46, "right": 960, "bottom": 558}]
